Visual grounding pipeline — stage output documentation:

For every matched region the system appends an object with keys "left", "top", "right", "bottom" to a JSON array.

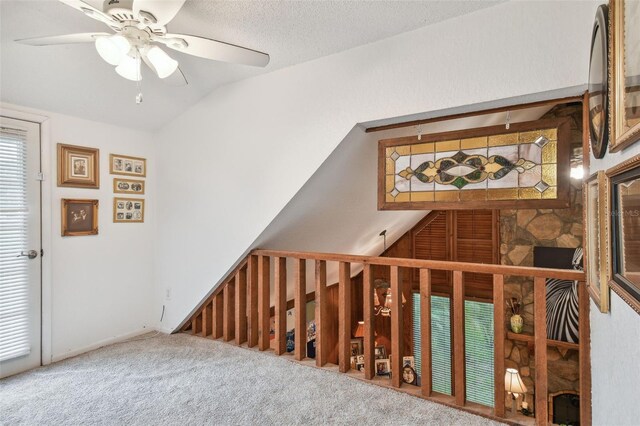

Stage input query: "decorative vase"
[{"left": 510, "top": 314, "right": 524, "bottom": 333}]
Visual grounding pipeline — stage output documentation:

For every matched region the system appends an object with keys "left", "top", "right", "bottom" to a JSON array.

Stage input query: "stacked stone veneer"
[{"left": 499, "top": 104, "right": 583, "bottom": 413}]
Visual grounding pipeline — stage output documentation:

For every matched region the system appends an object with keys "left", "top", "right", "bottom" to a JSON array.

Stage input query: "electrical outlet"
[{"left": 165, "top": 288, "right": 172, "bottom": 300}]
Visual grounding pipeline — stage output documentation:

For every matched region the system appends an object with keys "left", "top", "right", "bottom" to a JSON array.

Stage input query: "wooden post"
[
  {"left": 247, "top": 255, "right": 259, "bottom": 348},
  {"left": 294, "top": 259, "right": 307, "bottom": 361},
  {"left": 191, "top": 317, "right": 197, "bottom": 335},
  {"left": 453, "top": 270, "right": 465, "bottom": 406},
  {"left": 363, "top": 264, "right": 375, "bottom": 380},
  {"left": 315, "top": 260, "right": 327, "bottom": 367},
  {"left": 493, "top": 274, "right": 505, "bottom": 418},
  {"left": 534, "top": 276, "right": 548, "bottom": 425},
  {"left": 578, "top": 280, "right": 592, "bottom": 425},
  {"left": 420, "top": 269, "right": 432, "bottom": 397},
  {"left": 258, "top": 255, "right": 270, "bottom": 351},
  {"left": 223, "top": 282, "right": 235, "bottom": 342},
  {"left": 274, "top": 257, "right": 287, "bottom": 355},
  {"left": 201, "top": 303, "right": 210, "bottom": 338},
  {"left": 235, "top": 268, "right": 247, "bottom": 345},
  {"left": 390, "top": 265, "right": 403, "bottom": 388},
  {"left": 212, "top": 293, "right": 223, "bottom": 339},
  {"left": 338, "top": 261, "right": 352, "bottom": 373}
]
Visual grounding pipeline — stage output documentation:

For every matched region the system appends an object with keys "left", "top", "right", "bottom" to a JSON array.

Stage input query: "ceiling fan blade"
[
  {"left": 15, "top": 32, "right": 111, "bottom": 46},
  {"left": 141, "top": 52, "right": 188, "bottom": 86},
  {"left": 133, "top": 0, "right": 185, "bottom": 26},
  {"left": 162, "top": 33, "right": 270, "bottom": 67},
  {"left": 58, "top": 0, "right": 119, "bottom": 27}
]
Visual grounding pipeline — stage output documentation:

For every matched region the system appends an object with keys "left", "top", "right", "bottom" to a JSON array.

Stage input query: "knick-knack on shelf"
[{"left": 508, "top": 297, "right": 523, "bottom": 334}]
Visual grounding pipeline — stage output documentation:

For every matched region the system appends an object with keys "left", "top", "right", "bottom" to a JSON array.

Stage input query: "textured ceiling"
[{"left": 0, "top": 0, "right": 503, "bottom": 130}]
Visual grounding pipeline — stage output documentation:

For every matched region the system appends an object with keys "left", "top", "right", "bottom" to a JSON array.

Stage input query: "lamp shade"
[
  {"left": 145, "top": 46, "right": 178, "bottom": 79},
  {"left": 95, "top": 35, "right": 130, "bottom": 66},
  {"left": 504, "top": 368, "right": 527, "bottom": 395},
  {"left": 116, "top": 54, "right": 141, "bottom": 81},
  {"left": 354, "top": 321, "right": 364, "bottom": 338}
]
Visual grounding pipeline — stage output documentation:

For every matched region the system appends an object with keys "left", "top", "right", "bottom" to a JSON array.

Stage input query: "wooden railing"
[{"left": 180, "top": 249, "right": 590, "bottom": 426}]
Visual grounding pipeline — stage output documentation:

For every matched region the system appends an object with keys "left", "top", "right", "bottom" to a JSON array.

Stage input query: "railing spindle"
[
  {"left": 534, "top": 276, "right": 548, "bottom": 425},
  {"left": 420, "top": 268, "right": 432, "bottom": 397},
  {"left": 338, "top": 261, "right": 352, "bottom": 373},
  {"left": 258, "top": 255, "right": 270, "bottom": 351},
  {"left": 294, "top": 259, "right": 307, "bottom": 360},
  {"left": 275, "top": 257, "right": 287, "bottom": 355},
  {"left": 453, "top": 270, "right": 465, "bottom": 406},
  {"left": 315, "top": 260, "right": 327, "bottom": 367},
  {"left": 493, "top": 274, "right": 505, "bottom": 417},
  {"left": 235, "top": 268, "right": 247, "bottom": 345},
  {"left": 201, "top": 303, "right": 210, "bottom": 338},
  {"left": 247, "top": 255, "right": 259, "bottom": 347},
  {"left": 223, "top": 282, "right": 235, "bottom": 342},
  {"left": 363, "top": 264, "right": 375, "bottom": 380},
  {"left": 391, "top": 265, "right": 403, "bottom": 388},
  {"left": 212, "top": 293, "right": 223, "bottom": 339}
]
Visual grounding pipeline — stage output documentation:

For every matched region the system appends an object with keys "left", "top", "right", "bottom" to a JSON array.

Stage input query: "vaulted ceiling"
[{"left": 0, "top": 0, "right": 503, "bottom": 130}]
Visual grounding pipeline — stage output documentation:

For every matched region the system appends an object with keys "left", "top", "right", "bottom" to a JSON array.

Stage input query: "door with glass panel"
[{"left": 0, "top": 116, "right": 41, "bottom": 378}]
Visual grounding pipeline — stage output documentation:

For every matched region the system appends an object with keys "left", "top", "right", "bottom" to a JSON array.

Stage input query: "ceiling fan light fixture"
[
  {"left": 115, "top": 54, "right": 142, "bottom": 81},
  {"left": 145, "top": 46, "right": 178, "bottom": 78},
  {"left": 95, "top": 35, "right": 131, "bottom": 66}
]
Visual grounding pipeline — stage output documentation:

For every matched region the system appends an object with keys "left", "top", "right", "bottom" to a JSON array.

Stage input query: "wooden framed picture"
[
  {"left": 350, "top": 338, "right": 363, "bottom": 356},
  {"left": 110, "top": 153, "right": 146, "bottom": 177},
  {"left": 113, "top": 178, "right": 145, "bottom": 195},
  {"left": 57, "top": 144, "right": 99, "bottom": 188},
  {"left": 113, "top": 197, "right": 144, "bottom": 223},
  {"left": 584, "top": 171, "right": 610, "bottom": 313},
  {"left": 375, "top": 359, "right": 390, "bottom": 377},
  {"left": 588, "top": 4, "right": 610, "bottom": 159},
  {"left": 374, "top": 345, "right": 387, "bottom": 360},
  {"left": 609, "top": 0, "right": 640, "bottom": 151},
  {"left": 402, "top": 355, "right": 415, "bottom": 369},
  {"left": 606, "top": 155, "right": 640, "bottom": 314},
  {"left": 61, "top": 199, "right": 98, "bottom": 236}
]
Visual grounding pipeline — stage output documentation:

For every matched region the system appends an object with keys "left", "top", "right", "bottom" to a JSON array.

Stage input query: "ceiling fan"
[{"left": 16, "top": 0, "right": 270, "bottom": 103}]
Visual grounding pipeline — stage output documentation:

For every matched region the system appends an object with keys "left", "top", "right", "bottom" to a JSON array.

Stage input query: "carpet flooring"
[{"left": 0, "top": 333, "right": 504, "bottom": 425}]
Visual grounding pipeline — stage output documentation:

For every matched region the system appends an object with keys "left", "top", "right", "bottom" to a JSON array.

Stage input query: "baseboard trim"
[{"left": 51, "top": 328, "right": 158, "bottom": 363}]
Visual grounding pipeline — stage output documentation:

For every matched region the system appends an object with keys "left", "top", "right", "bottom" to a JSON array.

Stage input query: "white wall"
[
  {"left": 153, "top": 1, "right": 600, "bottom": 332},
  {"left": 589, "top": 142, "right": 640, "bottom": 425},
  {"left": 1, "top": 103, "right": 156, "bottom": 362}
]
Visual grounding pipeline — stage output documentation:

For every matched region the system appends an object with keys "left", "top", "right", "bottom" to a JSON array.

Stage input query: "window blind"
[
  {"left": 0, "top": 126, "right": 30, "bottom": 362},
  {"left": 465, "top": 300, "right": 494, "bottom": 407}
]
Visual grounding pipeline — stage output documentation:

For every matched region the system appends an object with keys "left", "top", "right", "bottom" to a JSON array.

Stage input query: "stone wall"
[{"left": 499, "top": 103, "right": 583, "bottom": 412}]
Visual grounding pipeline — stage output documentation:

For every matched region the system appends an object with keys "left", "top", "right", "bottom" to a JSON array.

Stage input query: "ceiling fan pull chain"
[{"left": 135, "top": 48, "right": 143, "bottom": 104}]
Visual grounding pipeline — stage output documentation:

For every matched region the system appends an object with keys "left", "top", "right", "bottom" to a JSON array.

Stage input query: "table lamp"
[{"left": 505, "top": 368, "right": 527, "bottom": 414}]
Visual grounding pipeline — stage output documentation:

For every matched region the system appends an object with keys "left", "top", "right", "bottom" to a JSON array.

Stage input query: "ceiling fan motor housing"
[{"left": 103, "top": 0, "right": 136, "bottom": 21}]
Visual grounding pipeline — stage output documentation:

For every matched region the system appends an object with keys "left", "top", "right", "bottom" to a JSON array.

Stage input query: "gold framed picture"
[
  {"left": 57, "top": 144, "right": 99, "bottom": 188},
  {"left": 61, "top": 199, "right": 98, "bottom": 236},
  {"left": 609, "top": 0, "right": 640, "bottom": 151},
  {"left": 113, "top": 197, "right": 144, "bottom": 223},
  {"left": 110, "top": 154, "right": 146, "bottom": 177},
  {"left": 113, "top": 178, "right": 145, "bottom": 195},
  {"left": 584, "top": 171, "right": 610, "bottom": 313}
]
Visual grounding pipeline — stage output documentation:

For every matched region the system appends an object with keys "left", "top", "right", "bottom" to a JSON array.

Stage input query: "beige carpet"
[{"left": 0, "top": 333, "right": 504, "bottom": 425}]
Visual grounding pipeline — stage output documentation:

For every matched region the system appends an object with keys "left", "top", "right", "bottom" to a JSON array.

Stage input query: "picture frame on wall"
[
  {"left": 588, "top": 4, "right": 610, "bottom": 159},
  {"left": 57, "top": 144, "right": 99, "bottom": 188},
  {"left": 110, "top": 153, "right": 146, "bottom": 177},
  {"left": 606, "top": 155, "right": 640, "bottom": 314},
  {"left": 113, "top": 178, "right": 145, "bottom": 195},
  {"left": 113, "top": 197, "right": 145, "bottom": 223},
  {"left": 61, "top": 199, "right": 98, "bottom": 236},
  {"left": 609, "top": 0, "right": 640, "bottom": 151},
  {"left": 584, "top": 171, "right": 610, "bottom": 313}
]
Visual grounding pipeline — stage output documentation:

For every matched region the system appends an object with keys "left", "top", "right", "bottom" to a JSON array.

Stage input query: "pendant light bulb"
[
  {"left": 95, "top": 35, "right": 130, "bottom": 66},
  {"left": 145, "top": 46, "right": 178, "bottom": 79},
  {"left": 116, "top": 54, "right": 142, "bottom": 81}
]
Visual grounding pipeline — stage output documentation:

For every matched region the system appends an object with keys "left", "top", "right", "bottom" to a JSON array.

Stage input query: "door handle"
[{"left": 17, "top": 250, "right": 38, "bottom": 259}]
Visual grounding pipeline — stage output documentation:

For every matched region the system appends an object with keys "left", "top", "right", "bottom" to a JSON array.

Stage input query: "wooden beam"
[
  {"left": 493, "top": 274, "right": 505, "bottom": 418},
  {"left": 212, "top": 293, "right": 223, "bottom": 339},
  {"left": 294, "top": 258, "right": 307, "bottom": 361},
  {"left": 258, "top": 255, "right": 270, "bottom": 351},
  {"left": 247, "top": 255, "right": 259, "bottom": 347},
  {"left": 223, "top": 282, "right": 235, "bottom": 342},
  {"left": 390, "top": 265, "right": 403, "bottom": 388},
  {"left": 534, "top": 276, "right": 548, "bottom": 425},
  {"left": 274, "top": 257, "right": 287, "bottom": 355},
  {"left": 235, "top": 268, "right": 247, "bottom": 345},
  {"left": 420, "top": 269, "right": 432, "bottom": 397},
  {"left": 453, "top": 270, "right": 465, "bottom": 406},
  {"left": 578, "top": 280, "right": 592, "bottom": 425},
  {"left": 315, "top": 260, "right": 328, "bottom": 367},
  {"left": 363, "top": 264, "right": 375, "bottom": 380},
  {"left": 338, "top": 262, "right": 352, "bottom": 373},
  {"left": 364, "top": 95, "right": 583, "bottom": 133}
]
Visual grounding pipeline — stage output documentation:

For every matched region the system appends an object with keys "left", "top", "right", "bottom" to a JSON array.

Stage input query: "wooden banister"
[
  {"left": 534, "top": 276, "right": 548, "bottom": 425},
  {"left": 315, "top": 260, "right": 328, "bottom": 367},
  {"left": 363, "top": 264, "right": 375, "bottom": 380},
  {"left": 294, "top": 259, "right": 306, "bottom": 361},
  {"left": 247, "top": 256, "right": 259, "bottom": 347},
  {"left": 420, "top": 269, "right": 432, "bottom": 397},
  {"left": 274, "top": 257, "right": 287, "bottom": 355},
  {"left": 493, "top": 274, "right": 505, "bottom": 418},
  {"left": 390, "top": 266, "right": 403, "bottom": 388},
  {"left": 338, "top": 261, "right": 352, "bottom": 373},
  {"left": 453, "top": 270, "right": 465, "bottom": 406},
  {"left": 235, "top": 268, "right": 247, "bottom": 345},
  {"left": 258, "top": 255, "right": 270, "bottom": 351}
]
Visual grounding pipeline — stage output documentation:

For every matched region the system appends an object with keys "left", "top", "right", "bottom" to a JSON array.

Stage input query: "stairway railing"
[{"left": 180, "top": 249, "right": 590, "bottom": 426}]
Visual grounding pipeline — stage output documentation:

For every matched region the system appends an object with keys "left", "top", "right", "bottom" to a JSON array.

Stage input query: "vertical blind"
[{"left": 0, "top": 126, "right": 30, "bottom": 362}]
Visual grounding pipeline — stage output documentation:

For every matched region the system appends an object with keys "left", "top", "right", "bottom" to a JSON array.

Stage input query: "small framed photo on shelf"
[
  {"left": 61, "top": 199, "right": 98, "bottom": 236},
  {"left": 57, "top": 144, "right": 99, "bottom": 188},
  {"left": 350, "top": 338, "right": 363, "bottom": 356},
  {"left": 375, "top": 359, "right": 390, "bottom": 377},
  {"left": 374, "top": 346, "right": 386, "bottom": 359},
  {"left": 113, "top": 178, "right": 145, "bottom": 195},
  {"left": 584, "top": 171, "right": 610, "bottom": 313},
  {"left": 113, "top": 197, "right": 144, "bottom": 223},
  {"left": 356, "top": 355, "right": 365, "bottom": 364},
  {"left": 356, "top": 363, "right": 365, "bottom": 372},
  {"left": 402, "top": 356, "right": 415, "bottom": 369},
  {"left": 350, "top": 356, "right": 357, "bottom": 369},
  {"left": 110, "top": 153, "right": 146, "bottom": 177}
]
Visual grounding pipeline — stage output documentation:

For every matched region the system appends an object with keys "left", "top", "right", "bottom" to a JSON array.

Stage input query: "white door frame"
[{"left": 0, "top": 104, "right": 53, "bottom": 366}]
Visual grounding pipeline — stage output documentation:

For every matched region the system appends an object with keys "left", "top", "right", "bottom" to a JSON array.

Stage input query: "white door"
[{"left": 0, "top": 116, "right": 41, "bottom": 378}]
